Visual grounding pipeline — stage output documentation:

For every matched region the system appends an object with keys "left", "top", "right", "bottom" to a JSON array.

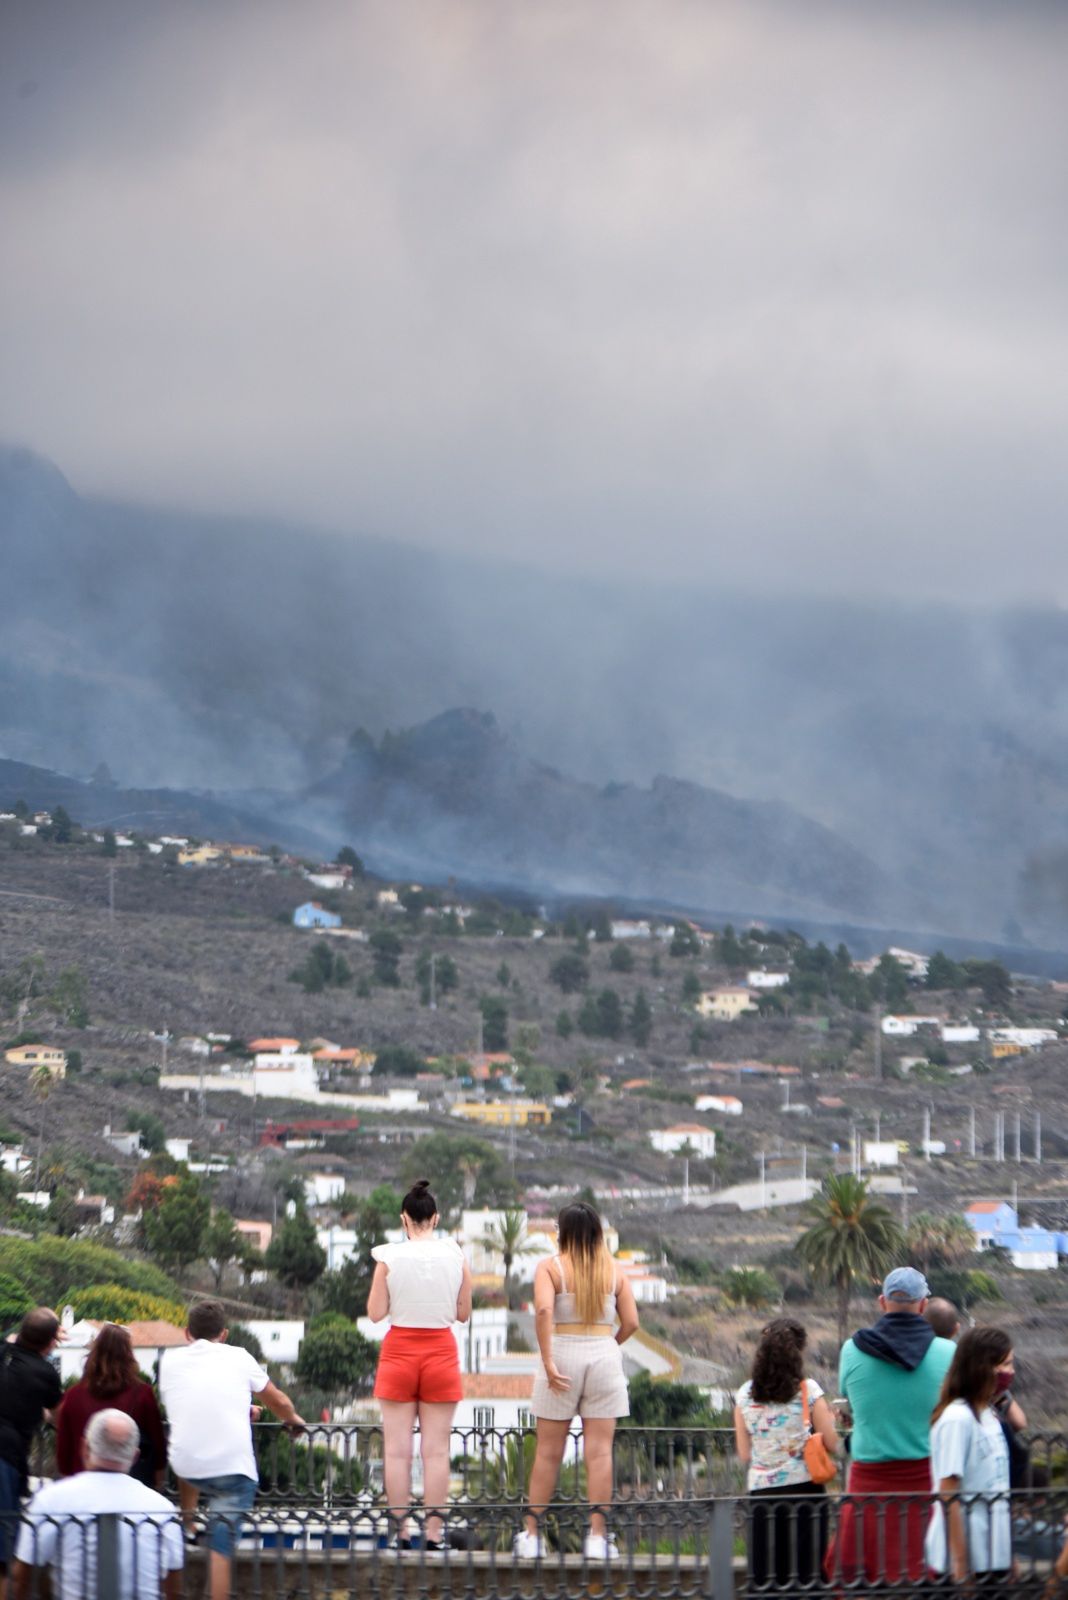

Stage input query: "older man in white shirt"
[{"left": 12, "top": 1409, "right": 182, "bottom": 1600}]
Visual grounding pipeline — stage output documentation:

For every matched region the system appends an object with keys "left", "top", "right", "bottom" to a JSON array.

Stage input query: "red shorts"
[{"left": 373, "top": 1327, "right": 462, "bottom": 1404}]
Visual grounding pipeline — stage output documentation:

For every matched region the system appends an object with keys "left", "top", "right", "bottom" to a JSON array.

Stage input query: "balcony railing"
[{"left": 7, "top": 1487, "right": 1068, "bottom": 1598}]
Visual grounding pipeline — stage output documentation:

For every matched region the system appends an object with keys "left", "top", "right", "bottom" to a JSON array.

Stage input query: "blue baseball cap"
[{"left": 883, "top": 1266, "right": 929, "bottom": 1302}]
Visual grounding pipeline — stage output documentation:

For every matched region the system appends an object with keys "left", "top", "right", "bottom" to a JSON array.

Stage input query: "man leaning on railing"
[{"left": 11, "top": 1409, "right": 183, "bottom": 1600}]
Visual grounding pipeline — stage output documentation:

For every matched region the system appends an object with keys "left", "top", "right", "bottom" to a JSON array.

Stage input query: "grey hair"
[{"left": 84, "top": 1408, "right": 139, "bottom": 1472}]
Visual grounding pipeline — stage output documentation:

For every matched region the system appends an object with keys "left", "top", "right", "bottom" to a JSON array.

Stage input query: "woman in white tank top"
[
  {"left": 367, "top": 1179, "right": 472, "bottom": 1548},
  {"left": 516, "top": 1200, "right": 639, "bottom": 1562}
]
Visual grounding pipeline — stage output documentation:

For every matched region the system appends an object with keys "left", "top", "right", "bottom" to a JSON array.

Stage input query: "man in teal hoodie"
[{"left": 831, "top": 1266, "right": 955, "bottom": 1585}]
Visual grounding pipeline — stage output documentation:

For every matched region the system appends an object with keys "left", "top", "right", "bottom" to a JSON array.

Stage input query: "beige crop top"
[{"left": 551, "top": 1254, "right": 618, "bottom": 1326}]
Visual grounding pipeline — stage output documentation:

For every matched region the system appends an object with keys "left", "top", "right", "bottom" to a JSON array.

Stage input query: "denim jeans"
[{"left": 185, "top": 1472, "right": 257, "bottom": 1556}]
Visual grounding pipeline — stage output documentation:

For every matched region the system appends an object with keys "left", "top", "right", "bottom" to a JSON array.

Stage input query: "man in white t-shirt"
[
  {"left": 158, "top": 1300, "right": 304, "bottom": 1600},
  {"left": 12, "top": 1408, "right": 182, "bottom": 1600}
]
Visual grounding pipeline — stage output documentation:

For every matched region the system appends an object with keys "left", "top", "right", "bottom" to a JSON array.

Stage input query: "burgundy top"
[{"left": 55, "top": 1379, "right": 167, "bottom": 1481}]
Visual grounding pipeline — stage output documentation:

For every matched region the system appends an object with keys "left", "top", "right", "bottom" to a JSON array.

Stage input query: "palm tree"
[
  {"left": 478, "top": 1208, "right": 538, "bottom": 1310},
  {"left": 797, "top": 1173, "right": 904, "bottom": 1347},
  {"left": 720, "top": 1266, "right": 778, "bottom": 1310},
  {"left": 30, "top": 1064, "right": 57, "bottom": 1195},
  {"left": 908, "top": 1211, "right": 978, "bottom": 1272}
]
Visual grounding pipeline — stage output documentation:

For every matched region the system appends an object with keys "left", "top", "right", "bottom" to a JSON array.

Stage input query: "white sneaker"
[
  {"left": 583, "top": 1534, "right": 619, "bottom": 1561},
  {"left": 513, "top": 1530, "right": 547, "bottom": 1559}
]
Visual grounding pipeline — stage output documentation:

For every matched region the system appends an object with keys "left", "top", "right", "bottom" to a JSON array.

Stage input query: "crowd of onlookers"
[{"left": 0, "top": 1202, "right": 1067, "bottom": 1599}]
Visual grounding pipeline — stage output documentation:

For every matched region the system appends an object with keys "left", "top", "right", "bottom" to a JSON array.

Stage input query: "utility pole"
[
  {"left": 923, "top": 1106, "right": 931, "bottom": 1162},
  {"left": 1014, "top": 1112, "right": 1022, "bottom": 1164},
  {"left": 874, "top": 1006, "right": 883, "bottom": 1082},
  {"left": 1035, "top": 1111, "right": 1042, "bottom": 1164},
  {"left": 1012, "top": 1176, "right": 1019, "bottom": 1214},
  {"left": 758, "top": 1151, "right": 767, "bottom": 1211},
  {"left": 683, "top": 1155, "right": 690, "bottom": 1207},
  {"left": 784, "top": 1078, "right": 791, "bottom": 1110},
  {"left": 874, "top": 1110, "right": 882, "bottom": 1144},
  {"left": 969, "top": 1105, "right": 976, "bottom": 1158},
  {"left": 801, "top": 1144, "right": 808, "bottom": 1185},
  {"left": 161, "top": 1029, "right": 168, "bottom": 1076},
  {"left": 429, "top": 953, "right": 437, "bottom": 1011}
]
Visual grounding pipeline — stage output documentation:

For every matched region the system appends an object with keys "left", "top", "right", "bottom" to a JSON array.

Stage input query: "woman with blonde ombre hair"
[{"left": 515, "top": 1200, "right": 639, "bottom": 1562}]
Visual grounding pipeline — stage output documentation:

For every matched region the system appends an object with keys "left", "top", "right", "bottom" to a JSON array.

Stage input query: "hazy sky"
[{"left": 2, "top": 0, "right": 1067, "bottom": 598}]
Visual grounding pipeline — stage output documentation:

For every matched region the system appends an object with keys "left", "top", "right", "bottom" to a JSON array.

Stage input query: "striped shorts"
[{"left": 532, "top": 1335, "right": 630, "bottom": 1421}]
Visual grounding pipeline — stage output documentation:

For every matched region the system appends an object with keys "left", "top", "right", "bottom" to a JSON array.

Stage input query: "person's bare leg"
[
  {"left": 416, "top": 1401, "right": 457, "bottom": 1543},
  {"left": 178, "top": 1478, "right": 200, "bottom": 1536},
  {"left": 581, "top": 1416, "right": 617, "bottom": 1539},
  {"left": 209, "top": 1550, "right": 231, "bottom": 1600},
  {"left": 380, "top": 1400, "right": 418, "bottom": 1541},
  {"left": 525, "top": 1418, "right": 571, "bottom": 1539}
]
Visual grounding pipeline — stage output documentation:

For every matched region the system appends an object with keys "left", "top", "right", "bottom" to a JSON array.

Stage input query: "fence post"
[
  {"left": 707, "top": 1498, "right": 735, "bottom": 1600},
  {"left": 97, "top": 1513, "right": 121, "bottom": 1596}
]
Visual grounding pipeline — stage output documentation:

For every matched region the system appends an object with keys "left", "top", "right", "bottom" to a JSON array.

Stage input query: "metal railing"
[{"left": 6, "top": 1487, "right": 1068, "bottom": 1598}]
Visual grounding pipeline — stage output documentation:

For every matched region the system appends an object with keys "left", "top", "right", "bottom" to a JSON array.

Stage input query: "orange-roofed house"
[
  {"left": 648, "top": 1124, "right": 717, "bottom": 1159},
  {"left": 249, "top": 1038, "right": 301, "bottom": 1054}
]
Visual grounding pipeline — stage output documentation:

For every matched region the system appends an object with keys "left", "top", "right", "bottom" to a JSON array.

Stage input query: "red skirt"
[
  {"left": 825, "top": 1457, "right": 933, "bottom": 1586},
  {"left": 373, "top": 1327, "right": 462, "bottom": 1404}
]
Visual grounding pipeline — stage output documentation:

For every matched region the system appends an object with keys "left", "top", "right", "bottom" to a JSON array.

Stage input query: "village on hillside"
[{"left": 5, "top": 802, "right": 1068, "bottom": 1426}]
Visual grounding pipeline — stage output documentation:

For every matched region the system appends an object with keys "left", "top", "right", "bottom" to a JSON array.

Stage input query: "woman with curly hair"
[
  {"left": 734, "top": 1318, "right": 838, "bottom": 1590},
  {"left": 55, "top": 1324, "right": 166, "bottom": 1487}
]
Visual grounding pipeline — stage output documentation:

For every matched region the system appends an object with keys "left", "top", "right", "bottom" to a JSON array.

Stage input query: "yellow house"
[
  {"left": 450, "top": 1100, "right": 551, "bottom": 1128},
  {"left": 696, "top": 986, "right": 758, "bottom": 1022},
  {"left": 991, "top": 1041, "right": 1023, "bottom": 1060},
  {"left": 178, "top": 844, "right": 222, "bottom": 866},
  {"left": 5, "top": 1044, "right": 67, "bottom": 1077}
]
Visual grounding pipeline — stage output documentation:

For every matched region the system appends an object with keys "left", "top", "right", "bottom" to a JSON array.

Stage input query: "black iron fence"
[{"left": 6, "top": 1488, "right": 1068, "bottom": 1598}]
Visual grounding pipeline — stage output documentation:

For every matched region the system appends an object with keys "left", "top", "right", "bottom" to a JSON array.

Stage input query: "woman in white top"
[
  {"left": 367, "top": 1179, "right": 472, "bottom": 1548},
  {"left": 925, "top": 1326, "right": 1013, "bottom": 1592},
  {"left": 517, "top": 1201, "right": 639, "bottom": 1562}
]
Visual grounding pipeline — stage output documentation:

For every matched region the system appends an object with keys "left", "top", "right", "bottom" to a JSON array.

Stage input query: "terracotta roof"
[
  {"left": 249, "top": 1037, "right": 301, "bottom": 1051},
  {"left": 89, "top": 1320, "right": 187, "bottom": 1347},
  {"left": 663, "top": 1123, "right": 713, "bottom": 1134},
  {"left": 622, "top": 1078, "right": 652, "bottom": 1090},
  {"left": 462, "top": 1374, "right": 535, "bottom": 1399},
  {"left": 965, "top": 1201, "right": 1004, "bottom": 1214}
]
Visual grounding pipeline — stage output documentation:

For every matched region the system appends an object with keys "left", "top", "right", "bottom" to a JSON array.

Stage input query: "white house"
[
  {"left": 304, "top": 1172, "right": 347, "bottom": 1208},
  {"left": 244, "top": 1320, "right": 305, "bottom": 1364},
  {"left": 864, "top": 1141, "right": 899, "bottom": 1168},
  {"left": 611, "top": 920, "right": 652, "bottom": 940},
  {"left": 305, "top": 871, "right": 349, "bottom": 892},
  {"left": 165, "top": 1137, "right": 192, "bottom": 1164},
  {"left": 747, "top": 971, "right": 790, "bottom": 990},
  {"left": 649, "top": 1124, "right": 717, "bottom": 1159},
  {"left": 881, "top": 1015, "right": 943, "bottom": 1037},
  {"left": 942, "top": 1024, "right": 981, "bottom": 1044},
  {"left": 988, "top": 1028, "right": 1059, "bottom": 1050},
  {"left": 694, "top": 1094, "right": 743, "bottom": 1116}
]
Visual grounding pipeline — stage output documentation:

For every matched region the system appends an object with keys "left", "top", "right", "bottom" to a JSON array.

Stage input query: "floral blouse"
[{"left": 736, "top": 1378, "right": 824, "bottom": 1490}]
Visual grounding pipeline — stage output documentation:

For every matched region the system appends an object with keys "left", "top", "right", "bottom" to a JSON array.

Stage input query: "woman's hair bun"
[{"left": 414, "top": 1178, "right": 430, "bottom": 1189}]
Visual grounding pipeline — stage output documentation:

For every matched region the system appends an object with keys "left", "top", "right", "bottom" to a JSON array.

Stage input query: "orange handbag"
[{"left": 801, "top": 1382, "right": 837, "bottom": 1484}]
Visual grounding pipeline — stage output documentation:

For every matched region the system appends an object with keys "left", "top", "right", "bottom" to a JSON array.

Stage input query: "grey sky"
[{"left": 2, "top": 0, "right": 1067, "bottom": 599}]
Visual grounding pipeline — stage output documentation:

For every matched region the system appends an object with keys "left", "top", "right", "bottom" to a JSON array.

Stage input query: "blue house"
[
  {"left": 292, "top": 901, "right": 342, "bottom": 930},
  {"left": 965, "top": 1200, "right": 1063, "bottom": 1271}
]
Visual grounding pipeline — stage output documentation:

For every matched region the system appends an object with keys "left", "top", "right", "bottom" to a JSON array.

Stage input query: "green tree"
[
  {"left": 479, "top": 995, "right": 509, "bottom": 1052},
  {"left": 266, "top": 1207, "right": 327, "bottom": 1290},
  {"left": 0, "top": 1270, "right": 33, "bottom": 1330},
  {"left": 670, "top": 923, "right": 700, "bottom": 958},
  {"left": 496, "top": 962, "right": 511, "bottom": 988},
  {"left": 576, "top": 994, "right": 600, "bottom": 1036},
  {"left": 721, "top": 1266, "right": 779, "bottom": 1309},
  {"left": 415, "top": 951, "right": 458, "bottom": 1005},
  {"left": 101, "top": 828, "right": 118, "bottom": 858},
  {"left": 549, "top": 953, "right": 590, "bottom": 994},
  {"left": 336, "top": 846, "right": 364, "bottom": 876},
  {"left": 50, "top": 967, "right": 89, "bottom": 1027},
  {"left": 478, "top": 1208, "right": 538, "bottom": 1311},
  {"left": 289, "top": 941, "right": 352, "bottom": 993},
  {"left": 48, "top": 806, "right": 74, "bottom": 845},
  {"left": 962, "top": 960, "right": 1013, "bottom": 1009},
  {"left": 796, "top": 1173, "right": 904, "bottom": 1347},
  {"left": 66, "top": 1284, "right": 187, "bottom": 1326},
  {"left": 295, "top": 1313, "right": 378, "bottom": 1395},
  {"left": 143, "top": 1179, "right": 210, "bottom": 1280},
  {"left": 869, "top": 954, "right": 909, "bottom": 1009},
  {"left": 204, "top": 1209, "right": 244, "bottom": 1291},
  {"left": 926, "top": 951, "right": 965, "bottom": 991},
  {"left": 369, "top": 929, "right": 403, "bottom": 986},
  {"left": 629, "top": 990, "right": 652, "bottom": 1047},
  {"left": 126, "top": 1110, "right": 167, "bottom": 1155},
  {"left": 595, "top": 988, "right": 623, "bottom": 1038},
  {"left": 609, "top": 944, "right": 635, "bottom": 973},
  {"left": 402, "top": 1134, "right": 513, "bottom": 1220},
  {"left": 907, "top": 1213, "right": 976, "bottom": 1273},
  {"left": 716, "top": 924, "right": 744, "bottom": 966},
  {"left": 681, "top": 969, "right": 702, "bottom": 1005},
  {"left": 372, "top": 1044, "right": 426, "bottom": 1077},
  {"left": 555, "top": 1009, "right": 574, "bottom": 1038}
]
